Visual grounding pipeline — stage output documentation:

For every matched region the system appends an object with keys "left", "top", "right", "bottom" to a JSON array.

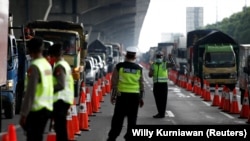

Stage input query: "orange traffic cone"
[
  {"left": 200, "top": 80, "right": 205, "bottom": 99},
  {"left": 91, "top": 83, "right": 100, "bottom": 113},
  {"left": 230, "top": 88, "right": 240, "bottom": 114},
  {"left": 212, "top": 84, "right": 220, "bottom": 106},
  {"left": 97, "top": 79, "right": 104, "bottom": 103},
  {"left": 187, "top": 76, "right": 192, "bottom": 91},
  {"left": 79, "top": 82, "right": 86, "bottom": 105},
  {"left": 8, "top": 124, "right": 17, "bottom": 141},
  {"left": 222, "top": 87, "right": 231, "bottom": 112},
  {"left": 105, "top": 74, "right": 111, "bottom": 93},
  {"left": 46, "top": 132, "right": 56, "bottom": 141},
  {"left": 78, "top": 89, "right": 90, "bottom": 131},
  {"left": 67, "top": 106, "right": 75, "bottom": 141},
  {"left": 72, "top": 100, "right": 81, "bottom": 135},
  {"left": 102, "top": 77, "right": 107, "bottom": 96},
  {"left": 219, "top": 86, "right": 226, "bottom": 109},
  {"left": 86, "top": 87, "right": 94, "bottom": 116},
  {"left": 239, "top": 89, "right": 249, "bottom": 118},
  {"left": 204, "top": 81, "right": 211, "bottom": 101},
  {"left": 2, "top": 133, "right": 9, "bottom": 141}
]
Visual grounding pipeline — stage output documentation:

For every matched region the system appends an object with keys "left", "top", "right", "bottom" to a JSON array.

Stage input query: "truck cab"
[
  {"left": 26, "top": 20, "right": 88, "bottom": 97},
  {"left": 1, "top": 34, "right": 18, "bottom": 118},
  {"left": 202, "top": 45, "right": 237, "bottom": 89}
]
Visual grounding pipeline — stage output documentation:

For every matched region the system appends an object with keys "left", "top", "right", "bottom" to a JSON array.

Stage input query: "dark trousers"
[
  {"left": 107, "top": 93, "right": 140, "bottom": 141},
  {"left": 153, "top": 82, "right": 168, "bottom": 116},
  {"left": 53, "top": 100, "right": 70, "bottom": 141},
  {"left": 25, "top": 108, "right": 51, "bottom": 141}
]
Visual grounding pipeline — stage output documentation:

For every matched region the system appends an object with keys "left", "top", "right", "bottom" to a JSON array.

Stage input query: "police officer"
[
  {"left": 19, "top": 37, "right": 54, "bottom": 141},
  {"left": 148, "top": 51, "right": 175, "bottom": 118},
  {"left": 107, "top": 47, "right": 144, "bottom": 141},
  {"left": 49, "top": 43, "right": 74, "bottom": 141}
]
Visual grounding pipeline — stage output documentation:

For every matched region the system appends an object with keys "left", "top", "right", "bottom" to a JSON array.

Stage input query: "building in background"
[{"left": 186, "top": 7, "right": 204, "bottom": 32}]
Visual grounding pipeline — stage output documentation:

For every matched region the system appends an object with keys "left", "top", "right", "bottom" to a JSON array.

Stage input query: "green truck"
[
  {"left": 186, "top": 29, "right": 239, "bottom": 90},
  {"left": 26, "top": 20, "right": 88, "bottom": 97}
]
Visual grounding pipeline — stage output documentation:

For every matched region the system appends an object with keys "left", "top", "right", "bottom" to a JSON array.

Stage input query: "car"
[
  {"left": 85, "top": 59, "right": 96, "bottom": 86},
  {"left": 92, "top": 55, "right": 105, "bottom": 77}
]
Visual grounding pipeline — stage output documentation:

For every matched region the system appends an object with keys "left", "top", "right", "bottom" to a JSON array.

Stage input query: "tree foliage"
[{"left": 204, "top": 6, "right": 250, "bottom": 44}]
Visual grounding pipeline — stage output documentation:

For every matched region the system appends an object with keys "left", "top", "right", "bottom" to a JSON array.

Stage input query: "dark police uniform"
[
  {"left": 107, "top": 47, "right": 144, "bottom": 141},
  {"left": 148, "top": 51, "right": 174, "bottom": 118}
]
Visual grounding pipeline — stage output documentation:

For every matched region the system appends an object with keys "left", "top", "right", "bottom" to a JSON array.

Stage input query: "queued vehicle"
[{"left": 85, "top": 59, "right": 96, "bottom": 86}]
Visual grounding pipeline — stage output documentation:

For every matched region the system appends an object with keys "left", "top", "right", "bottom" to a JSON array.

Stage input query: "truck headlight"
[
  {"left": 229, "top": 72, "right": 237, "bottom": 79},
  {"left": 6, "top": 79, "right": 13, "bottom": 90},
  {"left": 204, "top": 74, "right": 210, "bottom": 79}
]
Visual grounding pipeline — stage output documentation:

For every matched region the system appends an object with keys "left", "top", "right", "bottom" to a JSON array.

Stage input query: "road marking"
[
  {"left": 189, "top": 93, "right": 197, "bottom": 97},
  {"left": 176, "top": 92, "right": 190, "bottom": 98},
  {"left": 219, "top": 112, "right": 235, "bottom": 119},
  {"left": 202, "top": 101, "right": 211, "bottom": 106},
  {"left": 165, "top": 110, "right": 175, "bottom": 117}
]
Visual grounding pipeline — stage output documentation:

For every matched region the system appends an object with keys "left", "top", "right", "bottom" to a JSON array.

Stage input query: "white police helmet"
[{"left": 126, "top": 47, "right": 138, "bottom": 54}]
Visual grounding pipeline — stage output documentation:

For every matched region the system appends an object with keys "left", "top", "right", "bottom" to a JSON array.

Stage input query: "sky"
[{"left": 138, "top": 0, "right": 249, "bottom": 53}]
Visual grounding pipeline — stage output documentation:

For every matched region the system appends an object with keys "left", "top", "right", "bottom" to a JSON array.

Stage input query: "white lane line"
[
  {"left": 189, "top": 93, "right": 197, "bottom": 97},
  {"left": 219, "top": 112, "right": 235, "bottom": 119},
  {"left": 165, "top": 110, "right": 175, "bottom": 117},
  {"left": 202, "top": 101, "right": 211, "bottom": 106}
]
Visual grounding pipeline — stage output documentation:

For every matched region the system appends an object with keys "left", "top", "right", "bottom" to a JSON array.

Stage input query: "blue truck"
[{"left": 1, "top": 23, "right": 31, "bottom": 119}]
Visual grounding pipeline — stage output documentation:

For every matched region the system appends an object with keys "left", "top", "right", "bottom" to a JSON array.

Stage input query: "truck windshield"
[
  {"left": 205, "top": 52, "right": 235, "bottom": 67},
  {"left": 35, "top": 31, "right": 77, "bottom": 55}
]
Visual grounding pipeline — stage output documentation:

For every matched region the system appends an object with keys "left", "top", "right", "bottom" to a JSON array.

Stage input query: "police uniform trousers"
[
  {"left": 53, "top": 100, "right": 70, "bottom": 141},
  {"left": 153, "top": 82, "right": 168, "bottom": 117},
  {"left": 25, "top": 108, "right": 51, "bottom": 141},
  {"left": 107, "top": 92, "right": 140, "bottom": 141}
]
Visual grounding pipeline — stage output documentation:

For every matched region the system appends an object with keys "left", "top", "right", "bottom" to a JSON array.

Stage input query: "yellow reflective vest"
[
  {"left": 29, "top": 58, "right": 54, "bottom": 112},
  {"left": 152, "top": 62, "right": 168, "bottom": 83},
  {"left": 118, "top": 65, "right": 141, "bottom": 93},
  {"left": 53, "top": 60, "right": 74, "bottom": 105}
]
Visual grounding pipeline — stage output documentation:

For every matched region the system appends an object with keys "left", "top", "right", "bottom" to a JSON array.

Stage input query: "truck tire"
[{"left": 4, "top": 101, "right": 15, "bottom": 119}]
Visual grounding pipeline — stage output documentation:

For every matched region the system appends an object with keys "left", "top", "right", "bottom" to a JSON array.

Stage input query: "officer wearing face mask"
[{"left": 148, "top": 51, "right": 175, "bottom": 118}]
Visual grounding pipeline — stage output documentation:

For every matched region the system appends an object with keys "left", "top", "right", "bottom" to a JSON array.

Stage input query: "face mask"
[{"left": 155, "top": 58, "right": 162, "bottom": 63}]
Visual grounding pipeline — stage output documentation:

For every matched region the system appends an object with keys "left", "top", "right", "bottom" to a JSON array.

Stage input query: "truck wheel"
[{"left": 4, "top": 102, "right": 15, "bottom": 119}]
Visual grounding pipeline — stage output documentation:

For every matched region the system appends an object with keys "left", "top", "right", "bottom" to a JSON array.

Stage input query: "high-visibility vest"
[
  {"left": 118, "top": 65, "right": 141, "bottom": 93},
  {"left": 28, "top": 58, "right": 54, "bottom": 112},
  {"left": 53, "top": 60, "right": 74, "bottom": 105},
  {"left": 152, "top": 62, "right": 168, "bottom": 83}
]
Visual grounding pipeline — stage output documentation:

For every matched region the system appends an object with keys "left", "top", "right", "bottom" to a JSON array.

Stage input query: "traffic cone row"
[{"left": 169, "top": 74, "right": 250, "bottom": 124}]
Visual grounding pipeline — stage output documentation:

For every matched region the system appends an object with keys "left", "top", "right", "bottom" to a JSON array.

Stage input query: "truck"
[
  {"left": 171, "top": 36, "right": 187, "bottom": 75},
  {"left": 238, "top": 44, "right": 250, "bottom": 104},
  {"left": 157, "top": 42, "right": 174, "bottom": 61},
  {"left": 186, "top": 29, "right": 239, "bottom": 90},
  {"left": 26, "top": 20, "right": 88, "bottom": 97},
  {"left": 105, "top": 42, "right": 123, "bottom": 64},
  {"left": 88, "top": 39, "right": 108, "bottom": 75}
]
